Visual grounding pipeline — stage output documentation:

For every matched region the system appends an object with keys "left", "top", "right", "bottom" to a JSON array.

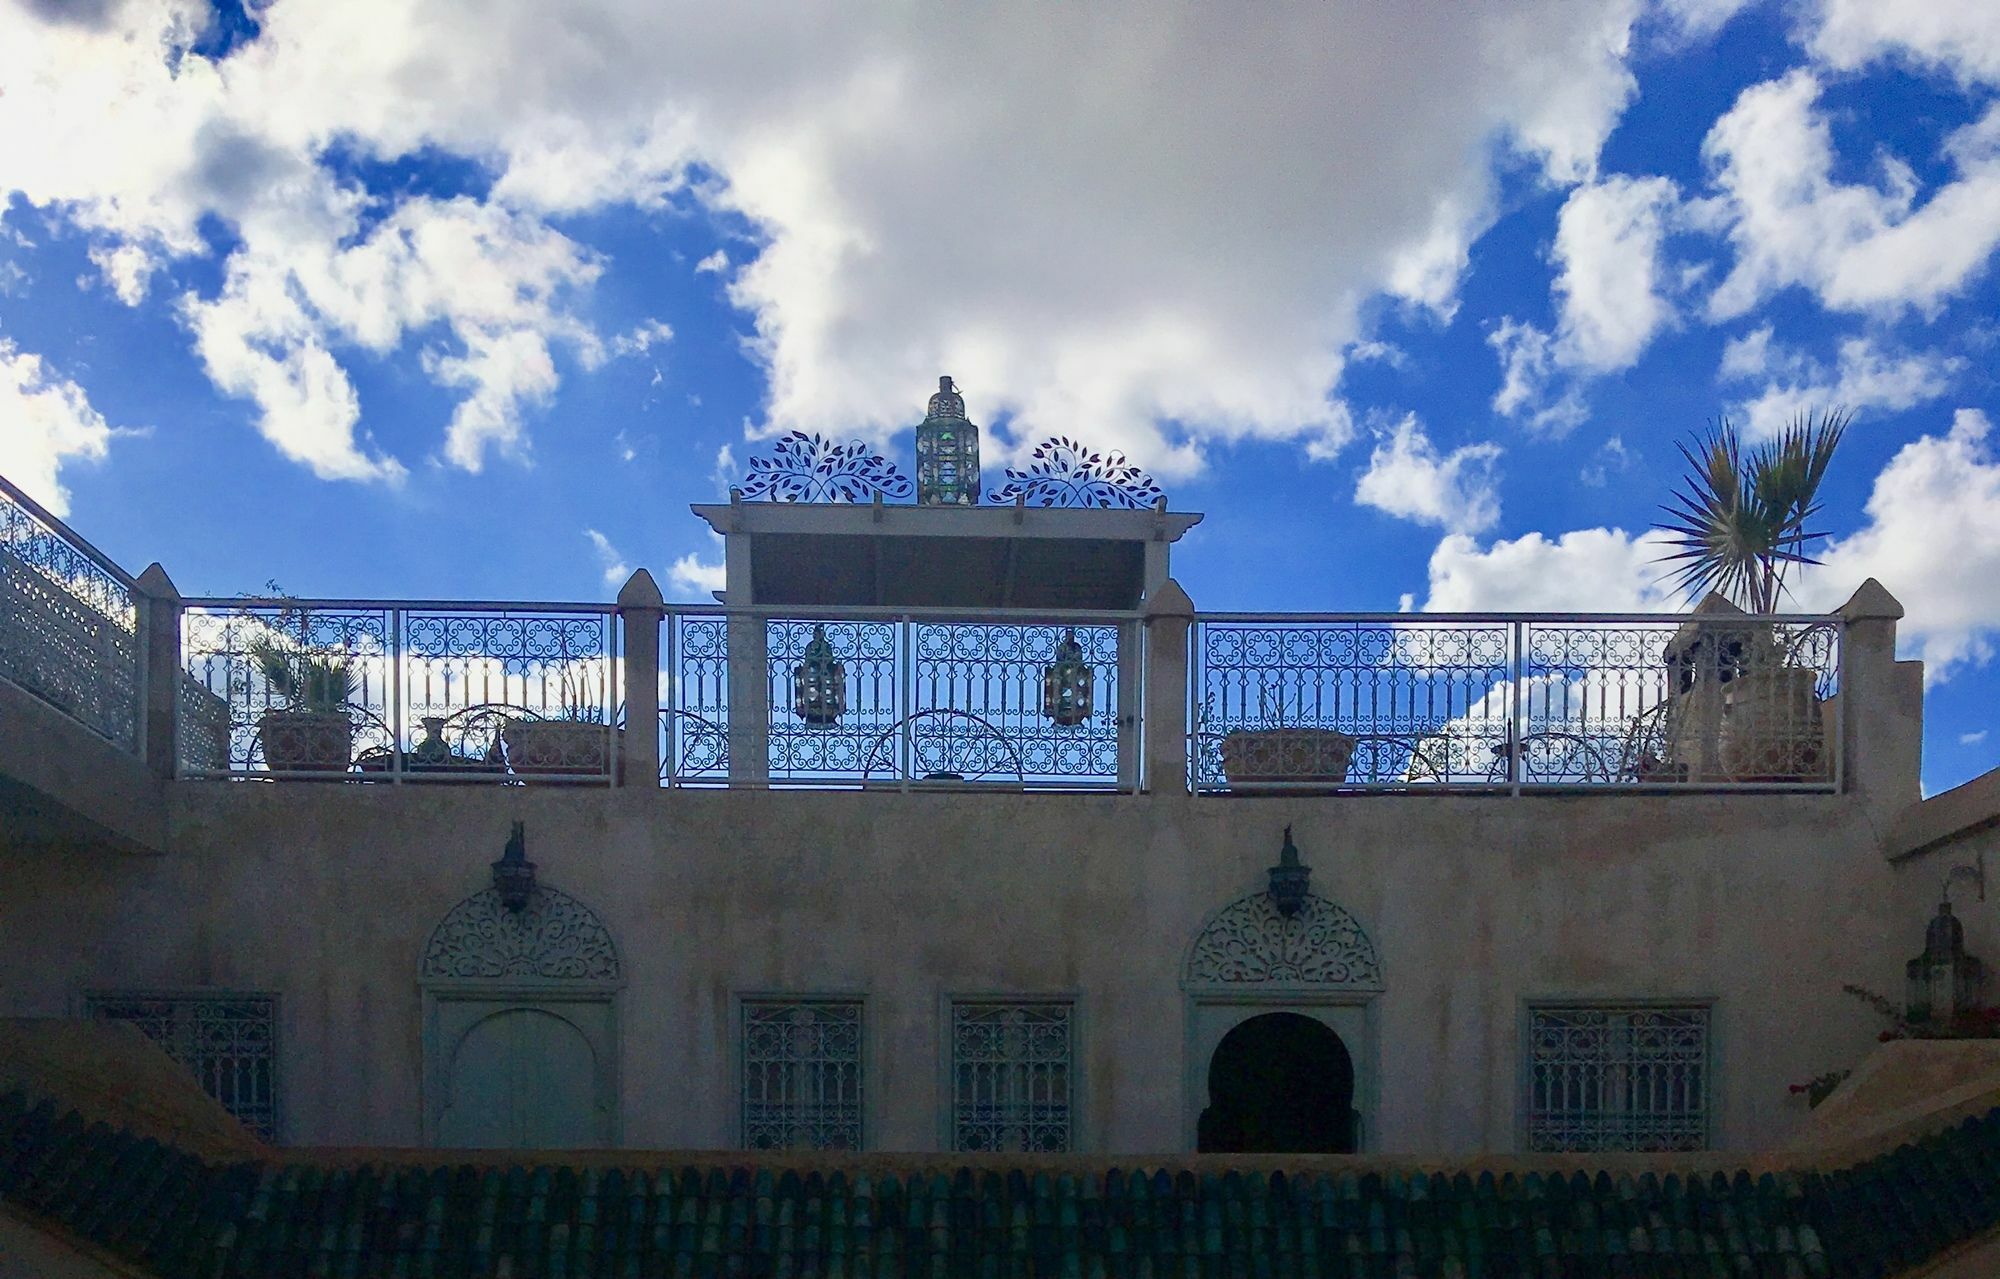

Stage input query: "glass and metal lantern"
[
  {"left": 792, "top": 624, "right": 846, "bottom": 726},
  {"left": 915, "top": 375, "right": 980, "bottom": 506},
  {"left": 490, "top": 820, "right": 538, "bottom": 913},
  {"left": 1266, "top": 825, "right": 1311, "bottom": 918},
  {"left": 1041, "top": 628, "right": 1093, "bottom": 726},
  {"left": 1907, "top": 899, "right": 1984, "bottom": 1027}
]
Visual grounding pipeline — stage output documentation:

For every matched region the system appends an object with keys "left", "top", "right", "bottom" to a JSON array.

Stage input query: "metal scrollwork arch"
[
  {"left": 1182, "top": 890, "right": 1383, "bottom": 990},
  {"left": 421, "top": 885, "right": 621, "bottom": 983}
]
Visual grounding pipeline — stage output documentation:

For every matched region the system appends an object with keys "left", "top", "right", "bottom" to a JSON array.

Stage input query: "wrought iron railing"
[
  {"left": 662, "top": 606, "right": 1137, "bottom": 790},
  {"left": 178, "top": 599, "right": 620, "bottom": 781},
  {"left": 0, "top": 472, "right": 141, "bottom": 752},
  {"left": 1190, "top": 612, "right": 1843, "bottom": 792}
]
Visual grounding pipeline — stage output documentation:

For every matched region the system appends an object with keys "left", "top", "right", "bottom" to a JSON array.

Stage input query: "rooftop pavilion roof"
[{"left": 691, "top": 498, "right": 1203, "bottom": 610}]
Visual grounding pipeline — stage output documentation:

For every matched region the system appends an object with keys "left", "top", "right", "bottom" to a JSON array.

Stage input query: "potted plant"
[
  {"left": 248, "top": 636, "right": 356, "bottom": 773},
  {"left": 1218, "top": 688, "right": 1356, "bottom": 789},
  {"left": 1651, "top": 409, "right": 1848, "bottom": 782},
  {"left": 498, "top": 664, "right": 618, "bottom": 778}
]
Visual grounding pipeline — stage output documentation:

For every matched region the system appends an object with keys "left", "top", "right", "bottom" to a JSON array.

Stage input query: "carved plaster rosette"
[
  {"left": 1183, "top": 891, "right": 1383, "bottom": 989},
  {"left": 421, "top": 886, "right": 621, "bottom": 982}
]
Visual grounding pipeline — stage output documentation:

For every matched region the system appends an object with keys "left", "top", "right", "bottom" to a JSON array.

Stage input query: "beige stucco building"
[{"left": 2, "top": 415, "right": 1995, "bottom": 1167}]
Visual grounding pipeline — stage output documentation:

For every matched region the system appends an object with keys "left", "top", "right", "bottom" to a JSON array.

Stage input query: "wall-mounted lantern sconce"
[
  {"left": 1907, "top": 895, "right": 1985, "bottom": 1028},
  {"left": 1041, "top": 628, "right": 1093, "bottom": 726},
  {"left": 792, "top": 624, "right": 846, "bottom": 726},
  {"left": 1267, "top": 825, "right": 1311, "bottom": 918},
  {"left": 491, "top": 820, "right": 538, "bottom": 913}
]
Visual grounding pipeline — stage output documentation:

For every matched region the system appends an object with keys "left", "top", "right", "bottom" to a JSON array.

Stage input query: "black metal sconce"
[
  {"left": 1041, "top": 628, "right": 1093, "bottom": 726},
  {"left": 1267, "top": 825, "right": 1311, "bottom": 918},
  {"left": 491, "top": 820, "right": 538, "bottom": 913},
  {"left": 792, "top": 624, "right": 846, "bottom": 726}
]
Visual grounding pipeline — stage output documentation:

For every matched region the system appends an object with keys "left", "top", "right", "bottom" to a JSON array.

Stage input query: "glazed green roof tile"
[{"left": 5, "top": 1093, "right": 2000, "bottom": 1279}]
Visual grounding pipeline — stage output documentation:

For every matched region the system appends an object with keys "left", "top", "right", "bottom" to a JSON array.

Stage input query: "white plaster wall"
[{"left": 0, "top": 782, "right": 1905, "bottom": 1156}]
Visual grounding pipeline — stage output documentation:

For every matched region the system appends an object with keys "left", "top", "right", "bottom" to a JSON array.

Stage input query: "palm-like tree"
[{"left": 1653, "top": 408, "right": 1850, "bottom": 614}]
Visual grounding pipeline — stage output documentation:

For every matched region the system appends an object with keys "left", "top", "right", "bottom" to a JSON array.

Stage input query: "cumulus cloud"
[
  {"left": 1353, "top": 414, "right": 1503, "bottom": 534},
  {"left": 1794, "top": 409, "right": 2000, "bottom": 681},
  {"left": 1487, "top": 174, "right": 1679, "bottom": 429},
  {"left": 1, "top": 0, "right": 1651, "bottom": 481},
  {"left": 0, "top": 339, "right": 117, "bottom": 516},
  {"left": 669, "top": 532, "right": 727, "bottom": 600},
  {"left": 1703, "top": 72, "right": 2000, "bottom": 319},
  {"left": 1809, "top": 0, "right": 2000, "bottom": 88},
  {"left": 1717, "top": 330, "right": 1961, "bottom": 436},
  {"left": 693, "top": 250, "right": 729, "bottom": 275},
  {"left": 582, "top": 528, "right": 630, "bottom": 589},
  {"left": 1421, "top": 527, "right": 1682, "bottom": 613}
]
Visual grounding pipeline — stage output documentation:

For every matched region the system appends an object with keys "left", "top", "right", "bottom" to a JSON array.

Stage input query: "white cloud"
[
  {"left": 1794, "top": 409, "right": 2000, "bottom": 681},
  {"left": 1656, "top": 0, "right": 1756, "bottom": 41},
  {"left": 582, "top": 528, "right": 630, "bottom": 589},
  {"left": 693, "top": 249, "right": 729, "bottom": 275},
  {"left": 0, "top": 339, "right": 116, "bottom": 516},
  {"left": 711, "top": 443, "right": 737, "bottom": 495},
  {"left": 87, "top": 242, "right": 157, "bottom": 305},
  {"left": 1, "top": 0, "right": 1650, "bottom": 480},
  {"left": 1704, "top": 72, "right": 2000, "bottom": 318},
  {"left": 609, "top": 319, "right": 674, "bottom": 358},
  {"left": 1353, "top": 414, "right": 1503, "bottom": 534},
  {"left": 1421, "top": 527, "right": 1682, "bottom": 613},
  {"left": 1488, "top": 174, "right": 1679, "bottom": 430},
  {"left": 1809, "top": 0, "right": 2000, "bottom": 88},
  {"left": 1487, "top": 319, "right": 1587, "bottom": 435},
  {"left": 1548, "top": 174, "right": 1681, "bottom": 372},
  {"left": 1963, "top": 730, "right": 1990, "bottom": 746},
  {"left": 1578, "top": 435, "right": 1631, "bottom": 487},
  {"left": 1718, "top": 332, "right": 1961, "bottom": 437},
  {"left": 669, "top": 532, "right": 727, "bottom": 599}
]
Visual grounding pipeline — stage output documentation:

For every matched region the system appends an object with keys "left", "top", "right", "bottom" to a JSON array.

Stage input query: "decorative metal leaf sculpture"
[
  {"left": 986, "top": 437, "right": 1166, "bottom": 509},
  {"left": 738, "top": 432, "right": 915, "bottom": 503}
]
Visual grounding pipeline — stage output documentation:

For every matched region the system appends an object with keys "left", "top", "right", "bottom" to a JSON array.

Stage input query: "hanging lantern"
[
  {"left": 1041, "top": 628, "right": 1093, "bottom": 726},
  {"left": 1907, "top": 898, "right": 1984, "bottom": 1028},
  {"left": 792, "top": 624, "right": 846, "bottom": 726},
  {"left": 490, "top": 820, "right": 538, "bottom": 913},
  {"left": 1266, "top": 825, "right": 1312, "bottom": 919}
]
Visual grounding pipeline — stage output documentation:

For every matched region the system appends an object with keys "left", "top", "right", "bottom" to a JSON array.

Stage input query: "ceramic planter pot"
[
  {"left": 499, "top": 720, "right": 620, "bottom": 778},
  {"left": 257, "top": 709, "right": 352, "bottom": 773},
  {"left": 1718, "top": 665, "right": 1829, "bottom": 782},
  {"left": 1220, "top": 728, "right": 1357, "bottom": 788}
]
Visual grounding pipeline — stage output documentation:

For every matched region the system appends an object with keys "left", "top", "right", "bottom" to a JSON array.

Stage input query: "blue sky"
[{"left": 2, "top": 0, "right": 1998, "bottom": 792}]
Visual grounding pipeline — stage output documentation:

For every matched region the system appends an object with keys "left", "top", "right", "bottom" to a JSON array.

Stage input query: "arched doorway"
[
  {"left": 420, "top": 881, "right": 622, "bottom": 1148},
  {"left": 1197, "top": 1012, "right": 1356, "bottom": 1153},
  {"left": 439, "top": 1007, "right": 601, "bottom": 1148}
]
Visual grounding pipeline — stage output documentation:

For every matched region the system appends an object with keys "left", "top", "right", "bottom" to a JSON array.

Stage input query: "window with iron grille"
[
  {"left": 741, "top": 1000, "right": 863, "bottom": 1150},
  {"left": 85, "top": 991, "right": 278, "bottom": 1141},
  {"left": 1526, "top": 1003, "right": 1709, "bottom": 1152},
  {"left": 950, "top": 1000, "right": 1073, "bottom": 1153}
]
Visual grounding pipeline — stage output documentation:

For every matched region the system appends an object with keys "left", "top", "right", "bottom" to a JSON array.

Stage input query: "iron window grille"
[
  {"left": 950, "top": 1001, "right": 1073, "bottom": 1153},
  {"left": 1526, "top": 1003, "right": 1709, "bottom": 1152},
  {"left": 84, "top": 991, "right": 278, "bottom": 1141},
  {"left": 740, "top": 1000, "right": 863, "bottom": 1151}
]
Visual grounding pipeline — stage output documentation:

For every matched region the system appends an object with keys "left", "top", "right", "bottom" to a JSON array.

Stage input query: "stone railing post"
[
  {"left": 133, "top": 563, "right": 182, "bottom": 780},
  {"left": 1143, "top": 578, "right": 1195, "bottom": 794},
  {"left": 617, "top": 569, "right": 664, "bottom": 788},
  {"left": 1838, "top": 578, "right": 1922, "bottom": 824}
]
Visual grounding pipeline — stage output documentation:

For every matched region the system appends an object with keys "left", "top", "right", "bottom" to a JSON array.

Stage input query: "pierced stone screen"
[
  {"left": 1526, "top": 1004, "right": 1709, "bottom": 1152},
  {"left": 950, "top": 1001, "right": 1073, "bottom": 1153},
  {"left": 86, "top": 991, "right": 278, "bottom": 1141},
  {"left": 741, "top": 1000, "right": 863, "bottom": 1151}
]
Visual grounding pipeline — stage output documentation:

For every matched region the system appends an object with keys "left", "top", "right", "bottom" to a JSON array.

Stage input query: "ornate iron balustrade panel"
[
  {"left": 86, "top": 991, "right": 279, "bottom": 1141},
  {"left": 661, "top": 609, "right": 1131, "bottom": 790},
  {"left": 1191, "top": 618, "right": 1513, "bottom": 790},
  {"left": 741, "top": 1000, "right": 863, "bottom": 1151},
  {"left": 0, "top": 478, "right": 139, "bottom": 751},
  {"left": 1192, "top": 613, "right": 1842, "bottom": 792},
  {"left": 1526, "top": 1004, "right": 1710, "bottom": 1153},
  {"left": 178, "top": 600, "right": 617, "bottom": 782},
  {"left": 1520, "top": 618, "right": 1841, "bottom": 788},
  {"left": 950, "top": 1001, "right": 1072, "bottom": 1154}
]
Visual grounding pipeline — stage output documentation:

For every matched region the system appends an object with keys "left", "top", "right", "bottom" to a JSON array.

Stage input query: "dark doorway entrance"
[{"left": 1197, "top": 1011, "right": 1356, "bottom": 1153}]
